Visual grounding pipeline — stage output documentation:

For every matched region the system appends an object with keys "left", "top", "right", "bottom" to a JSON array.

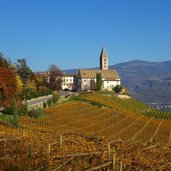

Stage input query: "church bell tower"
[{"left": 100, "top": 47, "right": 108, "bottom": 70}]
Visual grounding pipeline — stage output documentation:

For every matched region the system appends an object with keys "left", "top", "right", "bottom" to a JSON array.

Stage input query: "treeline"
[
  {"left": 0, "top": 53, "right": 63, "bottom": 102},
  {"left": 0, "top": 53, "right": 63, "bottom": 127}
]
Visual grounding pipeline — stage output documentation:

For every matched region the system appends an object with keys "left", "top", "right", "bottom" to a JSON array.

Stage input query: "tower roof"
[{"left": 100, "top": 47, "right": 108, "bottom": 59}]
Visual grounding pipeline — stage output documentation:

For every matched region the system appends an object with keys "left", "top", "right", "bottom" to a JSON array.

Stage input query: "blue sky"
[{"left": 0, "top": 0, "right": 171, "bottom": 71}]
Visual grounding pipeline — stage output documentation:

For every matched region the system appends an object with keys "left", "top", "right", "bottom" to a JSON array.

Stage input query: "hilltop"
[{"left": 64, "top": 60, "right": 171, "bottom": 108}]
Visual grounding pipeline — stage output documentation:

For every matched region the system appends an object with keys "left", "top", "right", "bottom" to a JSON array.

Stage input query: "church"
[{"left": 77, "top": 48, "right": 121, "bottom": 91}]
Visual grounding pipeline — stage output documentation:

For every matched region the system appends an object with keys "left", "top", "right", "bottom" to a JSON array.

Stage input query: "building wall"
[
  {"left": 80, "top": 78, "right": 96, "bottom": 90},
  {"left": 103, "top": 80, "right": 121, "bottom": 90},
  {"left": 80, "top": 78, "right": 120, "bottom": 91},
  {"left": 102, "top": 58, "right": 108, "bottom": 70},
  {"left": 61, "top": 76, "right": 75, "bottom": 90}
]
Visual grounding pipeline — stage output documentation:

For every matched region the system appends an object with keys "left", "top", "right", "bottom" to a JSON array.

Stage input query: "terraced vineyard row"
[
  {"left": 77, "top": 92, "right": 171, "bottom": 120},
  {"left": 0, "top": 92, "right": 170, "bottom": 170},
  {"left": 145, "top": 110, "right": 171, "bottom": 119},
  {"left": 0, "top": 132, "right": 171, "bottom": 170},
  {"left": 19, "top": 98, "right": 170, "bottom": 144}
]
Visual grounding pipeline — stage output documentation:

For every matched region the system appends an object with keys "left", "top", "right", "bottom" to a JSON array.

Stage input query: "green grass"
[
  {"left": 75, "top": 92, "right": 171, "bottom": 120},
  {"left": 0, "top": 113, "right": 13, "bottom": 125}
]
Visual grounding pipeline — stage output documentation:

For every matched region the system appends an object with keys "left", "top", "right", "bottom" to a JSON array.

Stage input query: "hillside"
[
  {"left": 0, "top": 92, "right": 171, "bottom": 170},
  {"left": 64, "top": 60, "right": 171, "bottom": 109},
  {"left": 112, "top": 60, "right": 171, "bottom": 106}
]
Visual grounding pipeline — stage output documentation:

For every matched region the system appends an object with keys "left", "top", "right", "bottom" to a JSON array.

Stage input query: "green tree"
[
  {"left": 16, "top": 58, "right": 32, "bottom": 88},
  {"left": 16, "top": 59, "right": 31, "bottom": 95},
  {"left": 12, "top": 97, "right": 20, "bottom": 128},
  {"left": 0, "top": 53, "right": 11, "bottom": 68},
  {"left": 96, "top": 72, "right": 103, "bottom": 91},
  {"left": 16, "top": 58, "right": 31, "bottom": 115}
]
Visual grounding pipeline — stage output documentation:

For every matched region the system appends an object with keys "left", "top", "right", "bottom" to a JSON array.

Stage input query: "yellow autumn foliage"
[
  {"left": 16, "top": 75, "right": 23, "bottom": 94},
  {"left": 27, "top": 79, "right": 37, "bottom": 91}
]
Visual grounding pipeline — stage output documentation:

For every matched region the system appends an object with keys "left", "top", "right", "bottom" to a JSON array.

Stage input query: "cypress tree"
[{"left": 96, "top": 72, "right": 103, "bottom": 91}]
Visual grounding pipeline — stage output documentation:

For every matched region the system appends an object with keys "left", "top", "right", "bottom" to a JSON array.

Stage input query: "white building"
[
  {"left": 61, "top": 74, "right": 77, "bottom": 90},
  {"left": 78, "top": 48, "right": 121, "bottom": 91}
]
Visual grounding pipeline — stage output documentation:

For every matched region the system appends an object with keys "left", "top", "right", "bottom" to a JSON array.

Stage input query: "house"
[
  {"left": 77, "top": 48, "right": 121, "bottom": 91},
  {"left": 61, "top": 73, "right": 77, "bottom": 90}
]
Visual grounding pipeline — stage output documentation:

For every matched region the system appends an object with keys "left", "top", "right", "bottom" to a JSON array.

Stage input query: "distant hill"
[
  {"left": 64, "top": 60, "right": 171, "bottom": 105},
  {"left": 112, "top": 60, "right": 171, "bottom": 104}
]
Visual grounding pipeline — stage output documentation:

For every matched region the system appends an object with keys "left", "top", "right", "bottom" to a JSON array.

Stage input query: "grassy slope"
[
  {"left": 75, "top": 92, "right": 171, "bottom": 121},
  {"left": 0, "top": 92, "right": 171, "bottom": 170}
]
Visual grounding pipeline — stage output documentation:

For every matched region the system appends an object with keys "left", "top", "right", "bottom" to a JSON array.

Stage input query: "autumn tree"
[
  {"left": 16, "top": 75, "right": 23, "bottom": 95},
  {"left": 0, "top": 68, "right": 17, "bottom": 98},
  {"left": 49, "top": 65, "right": 63, "bottom": 91},
  {"left": 36, "top": 74, "right": 49, "bottom": 95},
  {"left": 36, "top": 75, "right": 47, "bottom": 88},
  {"left": 27, "top": 73, "right": 37, "bottom": 91},
  {"left": 96, "top": 72, "right": 103, "bottom": 91}
]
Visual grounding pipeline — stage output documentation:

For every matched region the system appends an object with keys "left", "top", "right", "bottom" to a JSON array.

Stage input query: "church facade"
[{"left": 77, "top": 48, "right": 121, "bottom": 91}]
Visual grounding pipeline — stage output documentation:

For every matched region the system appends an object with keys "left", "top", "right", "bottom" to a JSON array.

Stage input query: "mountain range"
[{"left": 64, "top": 60, "right": 171, "bottom": 107}]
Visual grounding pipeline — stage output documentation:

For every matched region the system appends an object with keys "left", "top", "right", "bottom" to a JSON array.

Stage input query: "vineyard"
[{"left": 0, "top": 92, "right": 171, "bottom": 170}]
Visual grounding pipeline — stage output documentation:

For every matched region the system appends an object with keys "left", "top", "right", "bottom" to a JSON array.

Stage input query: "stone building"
[{"left": 77, "top": 48, "right": 121, "bottom": 91}]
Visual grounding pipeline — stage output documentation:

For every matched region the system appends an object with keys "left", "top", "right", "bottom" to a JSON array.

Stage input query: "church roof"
[
  {"left": 79, "top": 69, "right": 120, "bottom": 80},
  {"left": 100, "top": 47, "right": 108, "bottom": 59}
]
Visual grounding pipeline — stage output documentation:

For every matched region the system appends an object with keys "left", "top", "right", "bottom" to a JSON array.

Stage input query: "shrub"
[
  {"left": 39, "top": 86, "right": 50, "bottom": 95},
  {"left": 113, "top": 85, "right": 122, "bottom": 93},
  {"left": 52, "top": 92, "right": 60, "bottom": 104},
  {"left": 43, "top": 102, "right": 47, "bottom": 108},
  {"left": 47, "top": 99, "right": 52, "bottom": 107},
  {"left": 0, "top": 114, "right": 13, "bottom": 126},
  {"left": 29, "top": 107, "right": 43, "bottom": 118},
  {"left": 19, "top": 102, "right": 28, "bottom": 115},
  {"left": 2, "top": 106, "right": 13, "bottom": 115}
]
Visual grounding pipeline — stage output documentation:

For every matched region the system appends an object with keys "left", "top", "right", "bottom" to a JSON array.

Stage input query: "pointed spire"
[
  {"left": 100, "top": 47, "right": 108, "bottom": 59},
  {"left": 100, "top": 47, "right": 109, "bottom": 70}
]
